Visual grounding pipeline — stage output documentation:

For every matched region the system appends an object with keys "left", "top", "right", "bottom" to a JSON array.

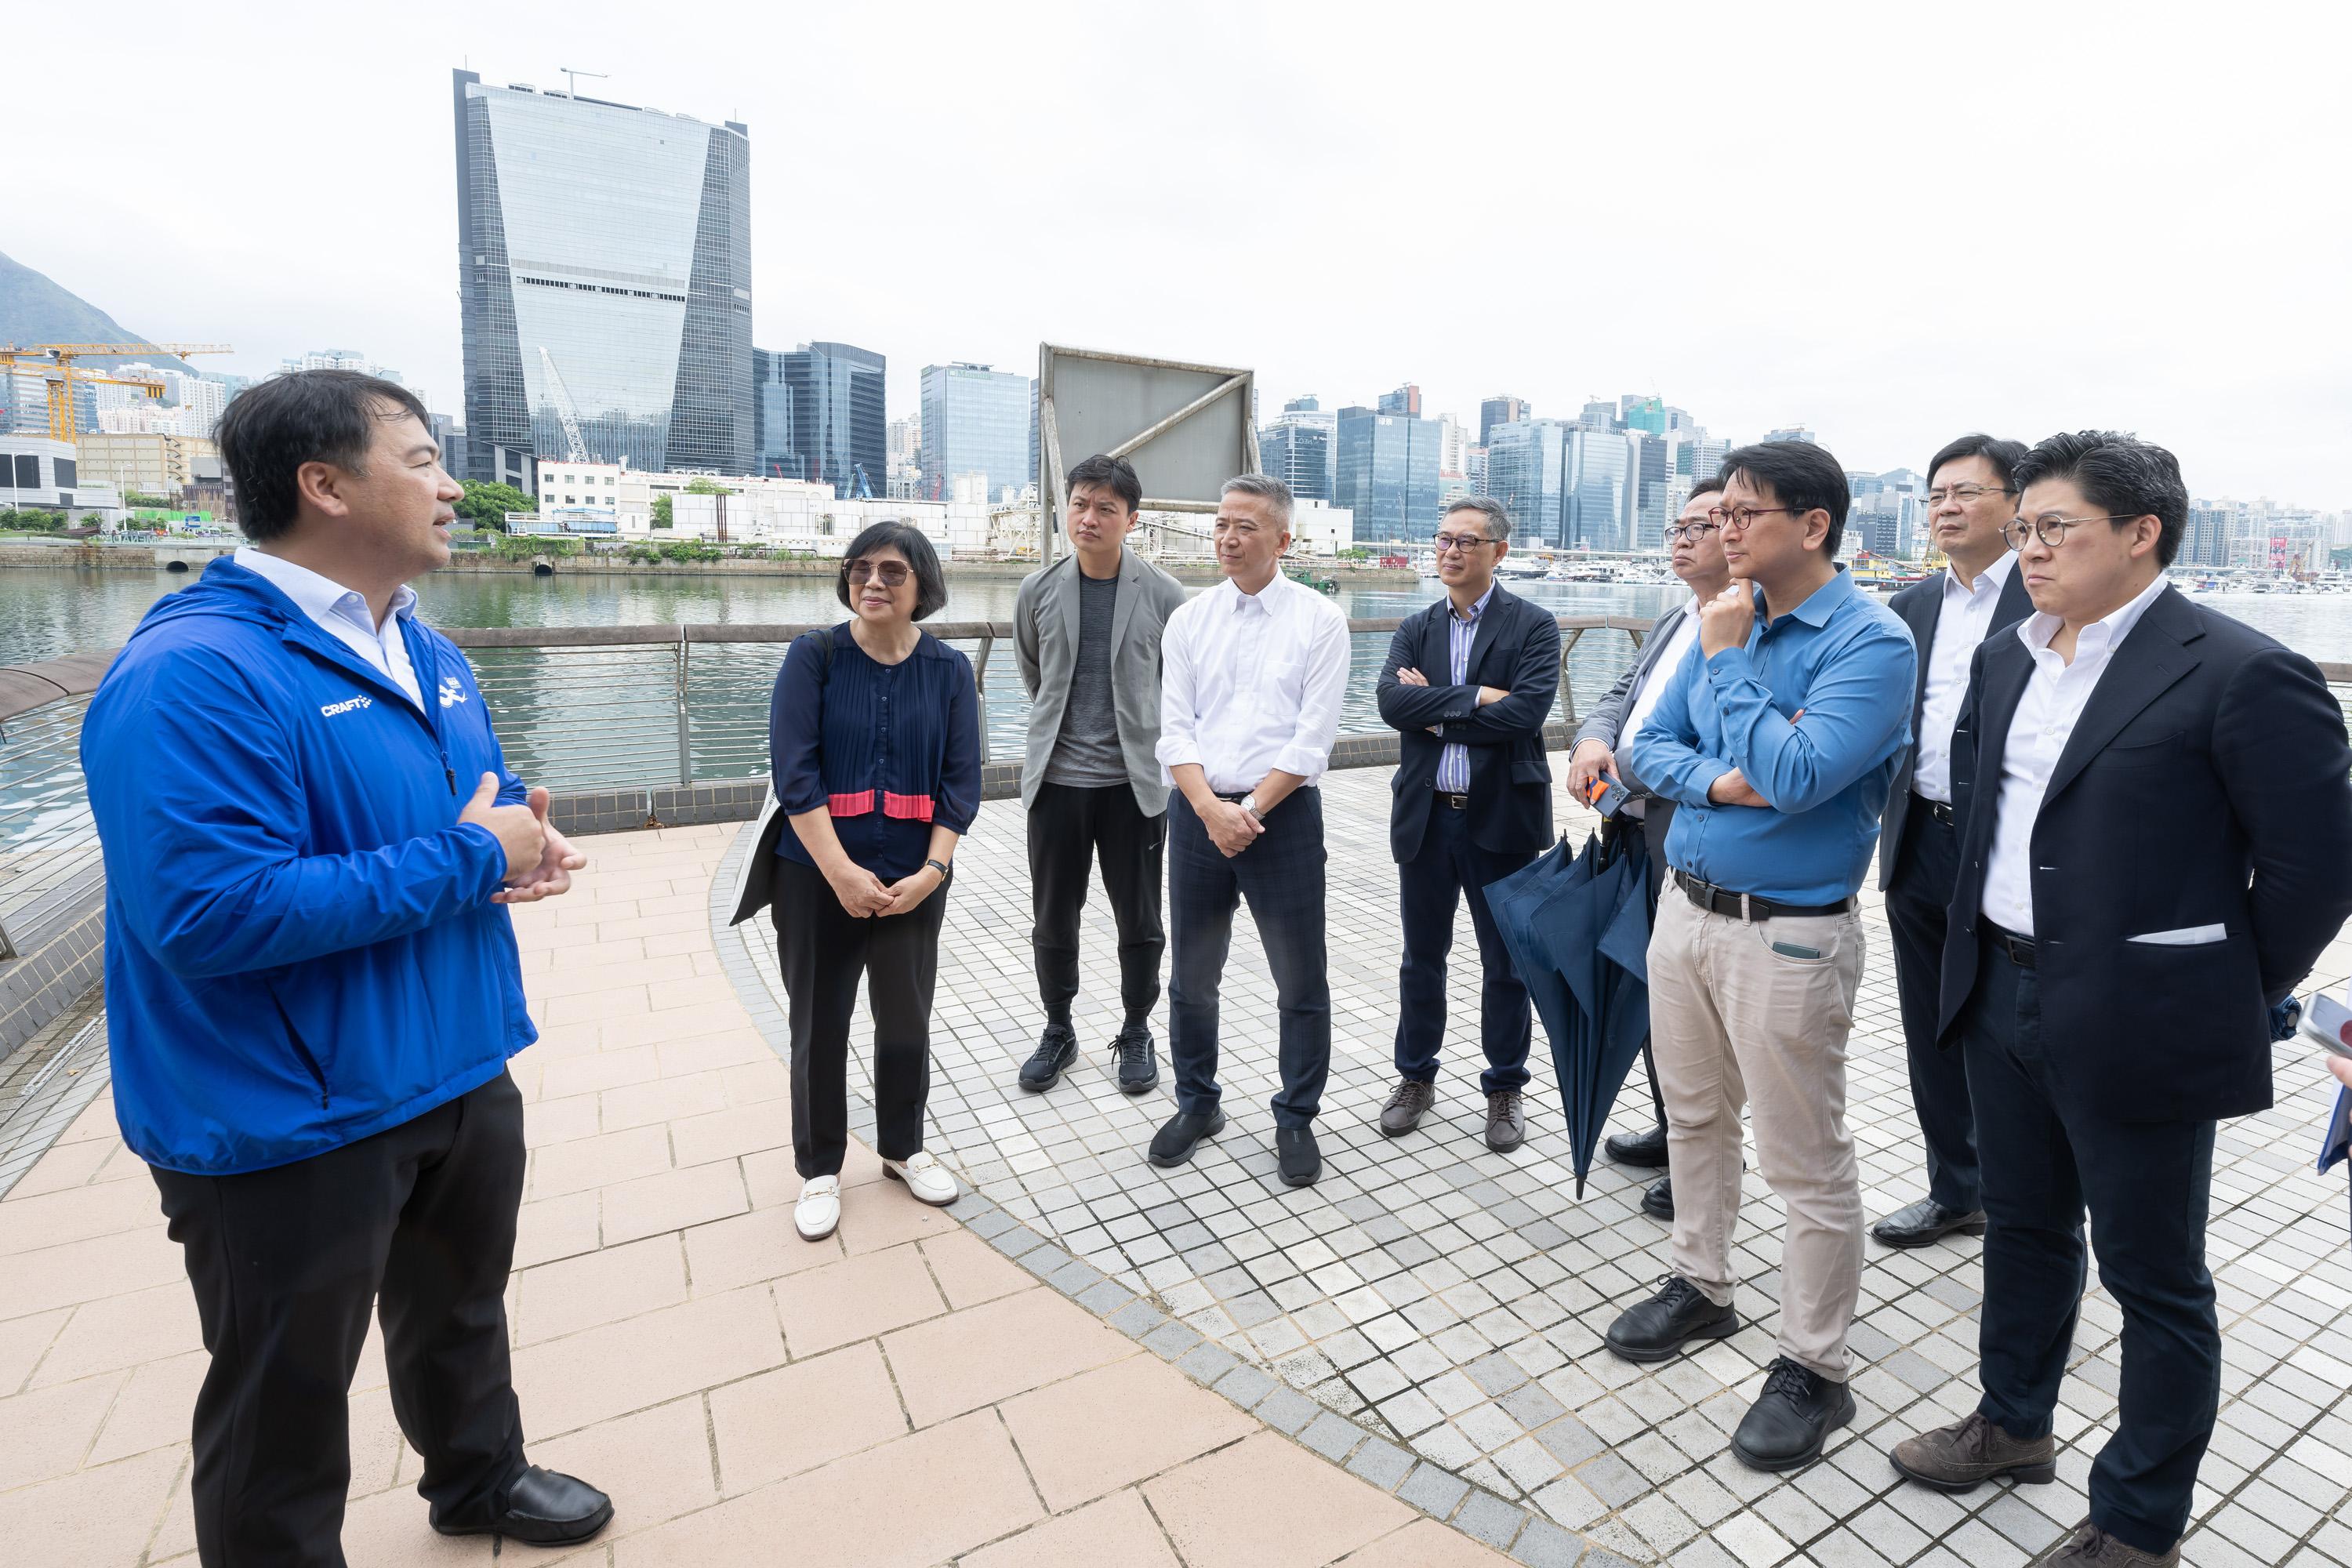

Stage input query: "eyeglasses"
[
  {"left": 1432, "top": 532, "right": 1498, "bottom": 554},
  {"left": 846, "top": 557, "right": 911, "bottom": 587},
  {"left": 1925, "top": 484, "right": 2013, "bottom": 507},
  {"left": 2002, "top": 514, "right": 2132, "bottom": 550},
  {"left": 1664, "top": 520, "right": 1722, "bottom": 543},
  {"left": 1705, "top": 506, "right": 1801, "bottom": 532}
]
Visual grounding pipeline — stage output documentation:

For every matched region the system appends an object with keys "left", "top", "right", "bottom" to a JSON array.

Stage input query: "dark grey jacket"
[
  {"left": 1013, "top": 546, "right": 1189, "bottom": 815},
  {"left": 1572, "top": 603, "right": 1695, "bottom": 846}
]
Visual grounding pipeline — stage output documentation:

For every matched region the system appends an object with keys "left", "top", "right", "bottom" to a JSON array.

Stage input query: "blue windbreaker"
[{"left": 81, "top": 558, "right": 536, "bottom": 1174}]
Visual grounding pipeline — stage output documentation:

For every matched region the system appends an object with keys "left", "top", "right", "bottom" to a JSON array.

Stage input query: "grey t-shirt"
[{"left": 1044, "top": 569, "right": 1128, "bottom": 787}]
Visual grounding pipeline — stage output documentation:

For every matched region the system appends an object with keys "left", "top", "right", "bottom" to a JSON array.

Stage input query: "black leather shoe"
[
  {"left": 1871, "top": 1198, "right": 1987, "bottom": 1249},
  {"left": 1606, "top": 1123, "right": 1670, "bottom": 1168},
  {"left": 1148, "top": 1109, "right": 1225, "bottom": 1167},
  {"left": 1109, "top": 1023, "right": 1159, "bottom": 1095},
  {"left": 1276, "top": 1126, "right": 1322, "bottom": 1186},
  {"left": 1019, "top": 1024, "right": 1078, "bottom": 1092},
  {"left": 1731, "top": 1357, "right": 1855, "bottom": 1472},
  {"left": 1641, "top": 1175, "right": 1674, "bottom": 1221},
  {"left": 1603, "top": 1276, "right": 1737, "bottom": 1363},
  {"left": 433, "top": 1465, "right": 613, "bottom": 1546}
]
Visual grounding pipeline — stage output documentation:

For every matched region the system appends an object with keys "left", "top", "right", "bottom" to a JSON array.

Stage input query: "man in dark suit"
[
  {"left": 1872, "top": 435, "right": 2036, "bottom": 1249},
  {"left": 1573, "top": 481, "right": 1730, "bottom": 1221},
  {"left": 1374, "top": 496, "right": 1563, "bottom": 1151},
  {"left": 1889, "top": 432, "right": 2352, "bottom": 1568}
]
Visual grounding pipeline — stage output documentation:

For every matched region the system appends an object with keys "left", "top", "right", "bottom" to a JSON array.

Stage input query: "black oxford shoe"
[
  {"left": 1148, "top": 1109, "right": 1225, "bottom": 1167},
  {"left": 434, "top": 1465, "right": 613, "bottom": 1546},
  {"left": 1871, "top": 1198, "right": 1987, "bottom": 1249},
  {"left": 1603, "top": 1276, "right": 1737, "bottom": 1363},
  {"left": 1731, "top": 1358, "right": 1855, "bottom": 1472},
  {"left": 1641, "top": 1175, "right": 1674, "bottom": 1221},
  {"left": 1605, "top": 1123, "right": 1670, "bottom": 1168},
  {"left": 1276, "top": 1126, "right": 1322, "bottom": 1186}
]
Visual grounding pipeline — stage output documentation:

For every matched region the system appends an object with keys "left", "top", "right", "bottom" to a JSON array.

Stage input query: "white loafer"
[
  {"left": 884, "top": 1151, "right": 959, "bottom": 1207},
  {"left": 794, "top": 1175, "right": 841, "bottom": 1241}
]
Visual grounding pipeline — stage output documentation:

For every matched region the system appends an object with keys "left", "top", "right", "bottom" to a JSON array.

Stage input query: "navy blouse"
[{"left": 768, "top": 622, "right": 983, "bottom": 880}]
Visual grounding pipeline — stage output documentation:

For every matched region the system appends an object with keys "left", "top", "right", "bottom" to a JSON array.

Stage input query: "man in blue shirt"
[{"left": 1606, "top": 441, "right": 1915, "bottom": 1475}]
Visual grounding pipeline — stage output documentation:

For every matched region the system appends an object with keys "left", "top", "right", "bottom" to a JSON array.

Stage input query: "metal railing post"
[
  {"left": 673, "top": 627, "right": 694, "bottom": 789},
  {"left": 974, "top": 633, "right": 994, "bottom": 764}
]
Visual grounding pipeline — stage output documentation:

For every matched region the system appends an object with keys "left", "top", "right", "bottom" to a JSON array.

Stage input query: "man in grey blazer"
[
  {"left": 1012, "top": 454, "right": 1191, "bottom": 1094},
  {"left": 1566, "top": 480, "right": 1730, "bottom": 1221}
]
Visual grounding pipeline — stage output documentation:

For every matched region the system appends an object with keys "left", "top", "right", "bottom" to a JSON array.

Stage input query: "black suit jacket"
[
  {"left": 1376, "top": 584, "right": 1563, "bottom": 862},
  {"left": 1878, "top": 564, "right": 2034, "bottom": 891},
  {"left": 1936, "top": 585, "right": 2352, "bottom": 1123}
]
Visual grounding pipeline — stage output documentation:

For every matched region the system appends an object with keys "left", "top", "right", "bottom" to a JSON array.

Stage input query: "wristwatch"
[
  {"left": 924, "top": 857, "right": 951, "bottom": 880},
  {"left": 1239, "top": 793, "right": 1263, "bottom": 822}
]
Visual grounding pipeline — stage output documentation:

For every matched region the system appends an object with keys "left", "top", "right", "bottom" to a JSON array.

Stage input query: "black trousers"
[
  {"left": 1886, "top": 808, "right": 1980, "bottom": 1212},
  {"left": 1393, "top": 802, "right": 1535, "bottom": 1094},
  {"left": 1963, "top": 938, "right": 2220, "bottom": 1555},
  {"left": 1026, "top": 781, "right": 1167, "bottom": 1022},
  {"left": 774, "top": 855, "right": 947, "bottom": 1178},
  {"left": 1167, "top": 789, "right": 1330, "bottom": 1128},
  {"left": 150, "top": 1073, "right": 528, "bottom": 1568}
]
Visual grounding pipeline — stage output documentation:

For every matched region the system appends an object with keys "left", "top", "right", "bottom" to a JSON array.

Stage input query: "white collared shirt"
[
  {"left": 1156, "top": 572, "right": 1352, "bottom": 795},
  {"left": 1621, "top": 594, "right": 1705, "bottom": 742},
  {"left": 1913, "top": 550, "right": 2019, "bottom": 804},
  {"left": 1979, "top": 572, "right": 2171, "bottom": 935},
  {"left": 236, "top": 546, "right": 425, "bottom": 710}
]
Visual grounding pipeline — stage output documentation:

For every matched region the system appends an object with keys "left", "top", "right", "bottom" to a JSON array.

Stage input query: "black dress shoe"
[
  {"left": 1148, "top": 1109, "right": 1225, "bottom": 1167},
  {"left": 1731, "top": 1357, "right": 1855, "bottom": 1472},
  {"left": 1603, "top": 1276, "right": 1737, "bottom": 1363},
  {"left": 1109, "top": 1023, "right": 1160, "bottom": 1094},
  {"left": 1019, "top": 1024, "right": 1078, "bottom": 1092},
  {"left": 1641, "top": 1174, "right": 1674, "bottom": 1221},
  {"left": 433, "top": 1465, "right": 613, "bottom": 1546},
  {"left": 1871, "top": 1197, "right": 1987, "bottom": 1249},
  {"left": 1276, "top": 1126, "right": 1321, "bottom": 1186},
  {"left": 1606, "top": 1123, "right": 1670, "bottom": 1168}
]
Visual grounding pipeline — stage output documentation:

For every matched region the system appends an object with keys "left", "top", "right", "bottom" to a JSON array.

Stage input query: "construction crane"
[
  {"left": 0, "top": 343, "right": 233, "bottom": 444},
  {"left": 536, "top": 347, "right": 591, "bottom": 462}
]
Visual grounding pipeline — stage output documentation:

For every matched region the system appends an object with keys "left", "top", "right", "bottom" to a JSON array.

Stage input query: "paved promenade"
[{"left": 4, "top": 770, "right": 2351, "bottom": 1566}]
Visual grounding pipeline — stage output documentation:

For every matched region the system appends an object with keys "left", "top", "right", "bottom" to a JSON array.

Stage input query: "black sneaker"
[
  {"left": 1602, "top": 1276, "right": 1737, "bottom": 1363},
  {"left": 1605, "top": 1123, "right": 1670, "bottom": 1168},
  {"left": 1148, "top": 1109, "right": 1225, "bottom": 1167},
  {"left": 1731, "top": 1357, "right": 1856, "bottom": 1472},
  {"left": 1276, "top": 1126, "right": 1321, "bottom": 1187},
  {"left": 1019, "top": 1024, "right": 1078, "bottom": 1092},
  {"left": 1109, "top": 1023, "right": 1159, "bottom": 1094}
]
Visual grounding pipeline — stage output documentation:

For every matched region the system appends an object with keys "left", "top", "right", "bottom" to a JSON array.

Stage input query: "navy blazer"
[
  {"left": 1936, "top": 586, "right": 2352, "bottom": 1123},
  {"left": 1878, "top": 564, "right": 2034, "bottom": 890},
  {"left": 1375, "top": 584, "right": 1562, "bottom": 861}
]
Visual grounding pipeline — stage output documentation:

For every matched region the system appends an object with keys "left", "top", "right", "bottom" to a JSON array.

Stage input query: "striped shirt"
[{"left": 1436, "top": 585, "right": 1495, "bottom": 793}]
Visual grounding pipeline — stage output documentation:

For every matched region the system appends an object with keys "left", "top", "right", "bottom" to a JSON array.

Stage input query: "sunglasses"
[{"left": 846, "top": 557, "right": 911, "bottom": 588}]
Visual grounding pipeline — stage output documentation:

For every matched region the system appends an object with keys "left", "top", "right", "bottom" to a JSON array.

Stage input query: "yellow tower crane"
[{"left": 0, "top": 343, "right": 234, "bottom": 444}]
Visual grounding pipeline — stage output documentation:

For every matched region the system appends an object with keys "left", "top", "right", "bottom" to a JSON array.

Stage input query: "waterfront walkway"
[{"left": 4, "top": 772, "right": 2351, "bottom": 1566}]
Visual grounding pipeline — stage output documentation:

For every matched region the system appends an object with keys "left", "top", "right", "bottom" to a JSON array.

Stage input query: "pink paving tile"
[
  {"left": 597, "top": 1161, "right": 750, "bottom": 1247},
  {"left": 681, "top": 1208, "right": 843, "bottom": 1296},
  {"left": 768, "top": 1245, "right": 947, "bottom": 1358},
  {"left": 510, "top": 1285, "right": 786, "bottom": 1438},
  {"left": 707, "top": 1340, "right": 909, "bottom": 1494},
  {"left": 513, "top": 1235, "right": 689, "bottom": 1345},
  {"left": 528, "top": 1394, "right": 718, "bottom": 1544},
  {"left": 958, "top": 1490, "right": 1183, "bottom": 1568},
  {"left": 0, "top": 1446, "right": 183, "bottom": 1568},
  {"left": 86, "top": 1350, "right": 207, "bottom": 1466},
  {"left": 0, "top": 1370, "right": 126, "bottom": 1488},
  {"left": 31, "top": 1282, "right": 202, "bottom": 1388},
  {"left": 880, "top": 1288, "right": 1133, "bottom": 1429}
]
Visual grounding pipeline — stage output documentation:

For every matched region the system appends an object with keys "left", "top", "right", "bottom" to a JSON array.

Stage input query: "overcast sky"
[{"left": 20, "top": 2, "right": 2349, "bottom": 507}]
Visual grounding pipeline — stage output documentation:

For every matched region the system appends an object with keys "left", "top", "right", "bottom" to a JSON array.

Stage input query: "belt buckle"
[{"left": 1442, "top": 791, "right": 1468, "bottom": 810}]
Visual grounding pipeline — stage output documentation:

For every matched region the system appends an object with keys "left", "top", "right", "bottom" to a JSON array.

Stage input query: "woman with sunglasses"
[{"left": 765, "top": 520, "right": 980, "bottom": 1241}]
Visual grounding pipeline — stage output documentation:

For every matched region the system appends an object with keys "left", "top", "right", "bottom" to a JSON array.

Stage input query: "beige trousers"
[{"left": 1648, "top": 888, "right": 1865, "bottom": 1381}]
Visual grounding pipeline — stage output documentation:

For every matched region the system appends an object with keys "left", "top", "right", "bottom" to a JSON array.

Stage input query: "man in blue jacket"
[{"left": 82, "top": 370, "right": 609, "bottom": 1565}]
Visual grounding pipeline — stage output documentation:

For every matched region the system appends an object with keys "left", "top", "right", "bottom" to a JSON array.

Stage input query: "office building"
[
  {"left": 281, "top": 349, "right": 421, "bottom": 408},
  {"left": 753, "top": 342, "right": 885, "bottom": 497},
  {"left": 1336, "top": 404, "right": 1443, "bottom": 543},
  {"left": 1261, "top": 394, "right": 1336, "bottom": 503},
  {"left": 1762, "top": 425, "right": 1817, "bottom": 444},
  {"left": 0, "top": 434, "right": 124, "bottom": 524},
  {"left": 72, "top": 432, "right": 220, "bottom": 502},
  {"left": 919, "top": 362, "right": 1032, "bottom": 503},
  {"left": 1377, "top": 383, "right": 1422, "bottom": 417},
  {"left": 1479, "top": 395, "right": 1530, "bottom": 447},
  {"left": 452, "top": 70, "right": 753, "bottom": 479},
  {"left": 1566, "top": 427, "right": 1639, "bottom": 550},
  {"left": 2184, "top": 503, "right": 2231, "bottom": 568},
  {"left": 1620, "top": 394, "right": 1668, "bottom": 435},
  {"left": 1577, "top": 398, "right": 1619, "bottom": 432}
]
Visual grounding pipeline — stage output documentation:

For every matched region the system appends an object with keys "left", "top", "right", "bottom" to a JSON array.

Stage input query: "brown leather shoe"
[
  {"left": 1484, "top": 1090, "right": 1526, "bottom": 1152},
  {"left": 2033, "top": 1521, "right": 2180, "bottom": 1566},
  {"left": 1890, "top": 1412, "right": 2056, "bottom": 1493}
]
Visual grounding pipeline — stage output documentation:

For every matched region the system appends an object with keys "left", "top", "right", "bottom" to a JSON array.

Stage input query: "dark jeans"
[
  {"left": 150, "top": 1073, "right": 528, "bottom": 1568},
  {"left": 773, "top": 854, "right": 948, "bottom": 1178},
  {"left": 1167, "top": 788, "right": 1330, "bottom": 1128},
  {"left": 1887, "top": 808, "right": 1980, "bottom": 1212},
  {"left": 1964, "top": 938, "right": 2220, "bottom": 1555},
  {"left": 1394, "top": 801, "right": 1535, "bottom": 1094},
  {"left": 1027, "top": 781, "right": 1167, "bottom": 1022}
]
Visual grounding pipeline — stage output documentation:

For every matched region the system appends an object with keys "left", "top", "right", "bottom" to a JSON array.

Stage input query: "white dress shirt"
[
  {"left": 236, "top": 546, "right": 425, "bottom": 710},
  {"left": 1978, "top": 572, "right": 2171, "bottom": 935},
  {"left": 1912, "top": 550, "right": 2018, "bottom": 804},
  {"left": 1156, "top": 573, "right": 1351, "bottom": 795},
  {"left": 1622, "top": 595, "right": 1704, "bottom": 743}
]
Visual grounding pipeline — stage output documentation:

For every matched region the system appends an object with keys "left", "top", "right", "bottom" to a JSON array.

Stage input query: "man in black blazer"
[
  {"left": 1375, "top": 496, "right": 1562, "bottom": 1151},
  {"left": 1872, "top": 435, "right": 2036, "bottom": 1249},
  {"left": 1888, "top": 432, "right": 2352, "bottom": 1568}
]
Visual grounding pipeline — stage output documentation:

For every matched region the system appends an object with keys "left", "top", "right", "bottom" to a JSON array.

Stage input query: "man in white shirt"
[
  {"left": 1872, "top": 436, "right": 2034, "bottom": 1249},
  {"left": 1150, "top": 474, "right": 1351, "bottom": 1187},
  {"left": 1889, "top": 432, "right": 2352, "bottom": 1568}
]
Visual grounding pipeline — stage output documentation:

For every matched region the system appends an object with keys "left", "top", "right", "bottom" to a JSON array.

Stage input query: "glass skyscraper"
[
  {"left": 1335, "top": 405, "right": 1443, "bottom": 543},
  {"left": 1484, "top": 419, "right": 1569, "bottom": 546},
  {"left": 1260, "top": 395, "right": 1335, "bottom": 503},
  {"left": 919, "top": 363, "right": 1032, "bottom": 503},
  {"left": 452, "top": 70, "right": 753, "bottom": 479},
  {"left": 753, "top": 342, "right": 884, "bottom": 495}
]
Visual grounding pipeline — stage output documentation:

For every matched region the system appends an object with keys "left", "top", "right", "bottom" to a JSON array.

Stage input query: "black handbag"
[{"left": 728, "top": 630, "right": 834, "bottom": 926}]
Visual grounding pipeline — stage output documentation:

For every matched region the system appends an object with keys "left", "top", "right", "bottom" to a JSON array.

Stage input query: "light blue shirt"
[
  {"left": 1435, "top": 583, "right": 1495, "bottom": 793},
  {"left": 234, "top": 546, "right": 424, "bottom": 711},
  {"left": 1627, "top": 568, "right": 1915, "bottom": 905}
]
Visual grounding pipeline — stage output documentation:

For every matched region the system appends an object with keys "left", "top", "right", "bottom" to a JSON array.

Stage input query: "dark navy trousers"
[
  {"left": 1886, "top": 808, "right": 1981, "bottom": 1214},
  {"left": 1392, "top": 800, "right": 1535, "bottom": 1094}
]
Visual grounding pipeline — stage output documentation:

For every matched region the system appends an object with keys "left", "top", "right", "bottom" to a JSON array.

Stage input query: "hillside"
[{"left": 0, "top": 251, "right": 191, "bottom": 372}]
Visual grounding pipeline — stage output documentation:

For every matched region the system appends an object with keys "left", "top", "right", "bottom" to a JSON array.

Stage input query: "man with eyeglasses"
[
  {"left": 1573, "top": 480, "right": 1732, "bottom": 1219},
  {"left": 1374, "top": 496, "right": 1562, "bottom": 1151},
  {"left": 1886, "top": 432, "right": 2352, "bottom": 1568},
  {"left": 1606, "top": 441, "right": 1915, "bottom": 1475},
  {"left": 1871, "top": 435, "right": 2035, "bottom": 1251}
]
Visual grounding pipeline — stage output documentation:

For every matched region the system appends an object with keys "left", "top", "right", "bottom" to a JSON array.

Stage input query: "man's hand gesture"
[
  {"left": 494, "top": 786, "right": 588, "bottom": 903},
  {"left": 1697, "top": 583, "right": 1755, "bottom": 659}
]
